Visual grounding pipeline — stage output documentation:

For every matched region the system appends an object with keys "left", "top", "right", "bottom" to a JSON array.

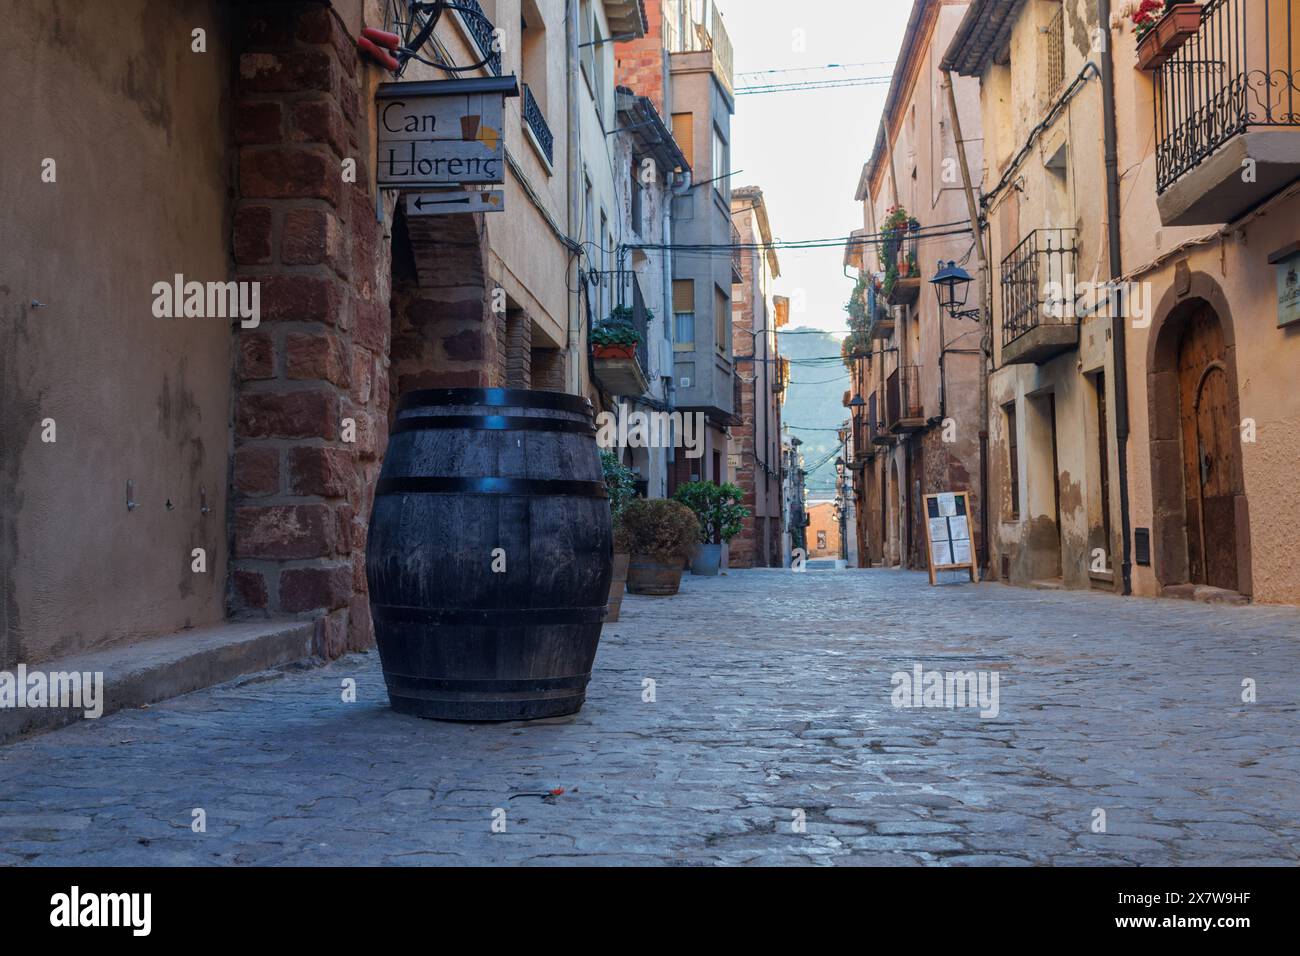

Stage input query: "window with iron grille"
[{"left": 1045, "top": 4, "right": 1065, "bottom": 102}]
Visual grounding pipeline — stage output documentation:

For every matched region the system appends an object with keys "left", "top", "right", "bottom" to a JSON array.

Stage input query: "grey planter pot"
[{"left": 691, "top": 543, "right": 723, "bottom": 576}]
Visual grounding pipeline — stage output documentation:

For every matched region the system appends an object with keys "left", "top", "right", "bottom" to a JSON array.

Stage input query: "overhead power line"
[{"left": 736, "top": 74, "right": 894, "bottom": 96}]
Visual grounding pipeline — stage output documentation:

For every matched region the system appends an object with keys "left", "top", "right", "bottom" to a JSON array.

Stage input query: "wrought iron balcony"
[
  {"left": 1154, "top": 0, "right": 1300, "bottom": 225},
  {"left": 1000, "top": 228, "right": 1079, "bottom": 366},
  {"left": 522, "top": 83, "right": 554, "bottom": 165},
  {"left": 886, "top": 365, "right": 924, "bottom": 433},
  {"left": 868, "top": 392, "right": 892, "bottom": 446},
  {"left": 731, "top": 224, "right": 745, "bottom": 282},
  {"left": 455, "top": 0, "right": 502, "bottom": 76}
]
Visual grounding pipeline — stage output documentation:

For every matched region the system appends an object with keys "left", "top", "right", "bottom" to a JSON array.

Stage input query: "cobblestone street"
[{"left": 3, "top": 569, "right": 1299, "bottom": 866}]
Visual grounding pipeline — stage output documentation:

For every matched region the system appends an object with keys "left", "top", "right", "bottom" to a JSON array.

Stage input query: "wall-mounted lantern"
[{"left": 930, "top": 260, "right": 980, "bottom": 321}]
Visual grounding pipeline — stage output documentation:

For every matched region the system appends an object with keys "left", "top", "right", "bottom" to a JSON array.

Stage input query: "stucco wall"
[
  {"left": 1113, "top": 18, "right": 1300, "bottom": 604},
  {"left": 1, "top": 0, "right": 234, "bottom": 665}
]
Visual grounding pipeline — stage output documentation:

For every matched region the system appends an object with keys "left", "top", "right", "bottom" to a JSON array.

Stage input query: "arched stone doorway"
[{"left": 1147, "top": 275, "right": 1252, "bottom": 597}]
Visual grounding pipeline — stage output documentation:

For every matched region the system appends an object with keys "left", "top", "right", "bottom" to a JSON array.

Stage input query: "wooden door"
[{"left": 1177, "top": 305, "right": 1239, "bottom": 590}]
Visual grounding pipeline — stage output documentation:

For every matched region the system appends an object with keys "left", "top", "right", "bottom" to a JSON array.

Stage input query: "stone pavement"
[{"left": 2, "top": 569, "right": 1298, "bottom": 866}]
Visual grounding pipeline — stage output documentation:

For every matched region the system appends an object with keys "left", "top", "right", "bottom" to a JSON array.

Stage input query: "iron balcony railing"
[
  {"left": 886, "top": 365, "right": 923, "bottom": 429},
  {"left": 521, "top": 83, "right": 554, "bottom": 165},
  {"left": 632, "top": 281, "right": 651, "bottom": 377},
  {"left": 731, "top": 224, "right": 744, "bottom": 281},
  {"left": 1155, "top": 0, "right": 1300, "bottom": 193},
  {"left": 455, "top": 0, "right": 502, "bottom": 76},
  {"left": 1000, "top": 228, "right": 1079, "bottom": 348},
  {"left": 868, "top": 392, "right": 891, "bottom": 445}
]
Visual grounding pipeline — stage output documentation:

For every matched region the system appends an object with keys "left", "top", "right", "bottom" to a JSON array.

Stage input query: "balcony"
[
  {"left": 521, "top": 83, "right": 554, "bottom": 166},
  {"left": 664, "top": 0, "right": 734, "bottom": 95},
  {"left": 868, "top": 392, "right": 893, "bottom": 446},
  {"left": 867, "top": 280, "right": 895, "bottom": 338},
  {"left": 592, "top": 288, "right": 651, "bottom": 397},
  {"left": 886, "top": 365, "right": 925, "bottom": 434},
  {"left": 1154, "top": 0, "right": 1300, "bottom": 226},
  {"left": 1000, "top": 228, "right": 1079, "bottom": 367},
  {"left": 731, "top": 224, "right": 745, "bottom": 282},
  {"left": 452, "top": 0, "right": 502, "bottom": 76},
  {"left": 883, "top": 226, "right": 922, "bottom": 307}
]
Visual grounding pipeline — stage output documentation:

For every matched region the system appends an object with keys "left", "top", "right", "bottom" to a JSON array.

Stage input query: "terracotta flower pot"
[
  {"left": 605, "top": 552, "right": 630, "bottom": 622},
  {"left": 594, "top": 344, "right": 636, "bottom": 360},
  {"left": 626, "top": 555, "right": 685, "bottom": 596},
  {"left": 1136, "top": 3, "right": 1202, "bottom": 71}
]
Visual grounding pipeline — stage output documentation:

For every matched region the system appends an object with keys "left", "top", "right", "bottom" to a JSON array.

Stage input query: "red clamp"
[{"left": 358, "top": 27, "right": 401, "bottom": 72}]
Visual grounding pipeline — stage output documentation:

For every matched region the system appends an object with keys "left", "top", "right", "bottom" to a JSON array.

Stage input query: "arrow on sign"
[{"left": 406, "top": 190, "right": 505, "bottom": 216}]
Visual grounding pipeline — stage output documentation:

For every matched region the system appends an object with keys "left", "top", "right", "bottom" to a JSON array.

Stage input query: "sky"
[{"left": 721, "top": 0, "right": 914, "bottom": 335}]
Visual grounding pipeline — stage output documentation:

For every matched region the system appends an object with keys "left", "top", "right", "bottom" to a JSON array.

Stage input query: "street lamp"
[{"left": 930, "top": 260, "right": 980, "bottom": 320}]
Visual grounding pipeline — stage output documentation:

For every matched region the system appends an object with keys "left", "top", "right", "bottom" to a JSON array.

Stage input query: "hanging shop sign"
[
  {"left": 376, "top": 76, "right": 519, "bottom": 189},
  {"left": 1268, "top": 242, "right": 1300, "bottom": 329}
]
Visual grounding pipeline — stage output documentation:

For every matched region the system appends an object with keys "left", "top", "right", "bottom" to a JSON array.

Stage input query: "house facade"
[
  {"left": 729, "top": 187, "right": 787, "bottom": 568},
  {"left": 846, "top": 0, "right": 986, "bottom": 574},
  {"left": 0, "top": 0, "right": 658, "bottom": 674}
]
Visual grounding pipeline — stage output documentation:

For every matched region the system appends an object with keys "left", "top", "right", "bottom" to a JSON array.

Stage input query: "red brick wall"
[
  {"left": 229, "top": 2, "right": 387, "bottom": 658},
  {"left": 615, "top": 0, "right": 668, "bottom": 113},
  {"left": 229, "top": 3, "right": 509, "bottom": 659}
]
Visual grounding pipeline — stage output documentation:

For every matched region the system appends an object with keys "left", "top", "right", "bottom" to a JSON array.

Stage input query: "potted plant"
[
  {"left": 620, "top": 498, "right": 699, "bottom": 595},
  {"left": 1135, "top": 1, "right": 1202, "bottom": 71},
  {"left": 591, "top": 305, "right": 645, "bottom": 360},
  {"left": 602, "top": 451, "right": 637, "bottom": 622},
  {"left": 673, "top": 481, "right": 751, "bottom": 576}
]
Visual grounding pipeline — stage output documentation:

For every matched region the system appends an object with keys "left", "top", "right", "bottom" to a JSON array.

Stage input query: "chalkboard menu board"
[{"left": 923, "top": 491, "right": 979, "bottom": 585}]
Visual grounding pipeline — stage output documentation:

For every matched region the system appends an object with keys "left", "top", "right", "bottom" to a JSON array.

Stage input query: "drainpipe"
[
  {"left": 565, "top": 0, "right": 582, "bottom": 394},
  {"left": 1098, "top": 0, "right": 1133, "bottom": 596},
  {"left": 942, "top": 68, "right": 991, "bottom": 576}
]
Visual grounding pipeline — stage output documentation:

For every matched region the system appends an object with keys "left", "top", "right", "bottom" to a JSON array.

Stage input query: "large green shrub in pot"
[
  {"left": 618, "top": 498, "right": 698, "bottom": 563},
  {"left": 672, "top": 481, "right": 751, "bottom": 546}
]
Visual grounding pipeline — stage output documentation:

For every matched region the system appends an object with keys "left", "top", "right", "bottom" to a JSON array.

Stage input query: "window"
[
  {"left": 673, "top": 279, "right": 695, "bottom": 350},
  {"left": 592, "top": 21, "right": 607, "bottom": 122},
  {"left": 520, "top": 1, "right": 548, "bottom": 112},
  {"left": 672, "top": 112, "right": 694, "bottom": 167},
  {"left": 1045, "top": 2, "right": 1065, "bottom": 102},
  {"left": 715, "top": 285, "right": 729, "bottom": 354},
  {"left": 1094, "top": 371, "right": 1112, "bottom": 564},
  {"left": 817, "top": 531, "right": 828, "bottom": 551},
  {"left": 583, "top": 174, "right": 594, "bottom": 246},
  {"left": 579, "top": 1, "right": 594, "bottom": 82},
  {"left": 1005, "top": 402, "right": 1020, "bottom": 520},
  {"left": 711, "top": 125, "right": 729, "bottom": 198},
  {"left": 630, "top": 157, "right": 644, "bottom": 235},
  {"left": 599, "top": 211, "right": 609, "bottom": 319}
]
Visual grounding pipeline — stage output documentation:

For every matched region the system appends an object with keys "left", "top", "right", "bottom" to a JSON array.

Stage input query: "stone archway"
[
  {"left": 389, "top": 208, "right": 496, "bottom": 397},
  {"left": 1146, "top": 271, "right": 1253, "bottom": 597}
]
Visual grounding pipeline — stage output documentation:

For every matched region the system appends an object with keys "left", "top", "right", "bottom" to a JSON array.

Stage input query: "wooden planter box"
[{"left": 1136, "top": 3, "right": 1203, "bottom": 71}]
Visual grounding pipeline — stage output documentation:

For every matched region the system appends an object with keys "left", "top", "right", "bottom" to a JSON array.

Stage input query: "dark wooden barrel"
[{"left": 366, "top": 388, "right": 613, "bottom": 722}]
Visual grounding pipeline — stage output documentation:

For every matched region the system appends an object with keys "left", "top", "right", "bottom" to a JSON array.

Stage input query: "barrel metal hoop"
[
  {"left": 374, "top": 604, "right": 609, "bottom": 626},
  {"left": 384, "top": 673, "right": 593, "bottom": 693},
  {"left": 393, "top": 415, "right": 596, "bottom": 436},
  {"left": 396, "top": 388, "right": 594, "bottom": 417},
  {"left": 376, "top": 477, "right": 609, "bottom": 498}
]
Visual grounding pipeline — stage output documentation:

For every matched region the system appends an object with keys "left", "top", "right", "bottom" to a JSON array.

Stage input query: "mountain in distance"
[{"left": 778, "top": 326, "right": 849, "bottom": 500}]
